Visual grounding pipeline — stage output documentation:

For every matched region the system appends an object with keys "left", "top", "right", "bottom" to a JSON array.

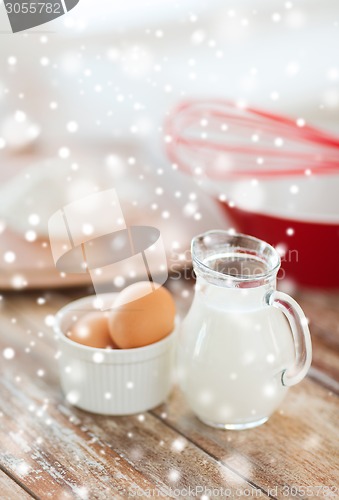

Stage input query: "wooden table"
[{"left": 0, "top": 279, "right": 338, "bottom": 499}]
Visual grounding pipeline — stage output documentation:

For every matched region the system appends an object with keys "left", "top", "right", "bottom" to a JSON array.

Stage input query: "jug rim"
[{"left": 191, "top": 230, "right": 281, "bottom": 285}]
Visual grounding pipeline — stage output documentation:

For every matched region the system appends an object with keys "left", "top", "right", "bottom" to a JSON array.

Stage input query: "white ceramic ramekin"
[{"left": 54, "top": 293, "right": 177, "bottom": 415}]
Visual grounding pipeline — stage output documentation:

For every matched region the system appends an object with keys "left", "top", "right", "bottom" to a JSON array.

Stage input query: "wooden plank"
[
  {"left": 0, "top": 468, "right": 33, "bottom": 499},
  {"left": 0, "top": 328, "right": 150, "bottom": 499},
  {"left": 308, "top": 327, "right": 339, "bottom": 389},
  {"left": 295, "top": 291, "right": 339, "bottom": 343},
  {"left": 153, "top": 379, "right": 339, "bottom": 498},
  {"left": 161, "top": 285, "right": 339, "bottom": 496},
  {"left": 294, "top": 291, "right": 339, "bottom": 389},
  {"left": 0, "top": 296, "right": 158, "bottom": 499},
  {"left": 6, "top": 287, "right": 339, "bottom": 498},
  {"left": 295, "top": 290, "right": 339, "bottom": 312},
  {"left": 0, "top": 294, "right": 267, "bottom": 499}
]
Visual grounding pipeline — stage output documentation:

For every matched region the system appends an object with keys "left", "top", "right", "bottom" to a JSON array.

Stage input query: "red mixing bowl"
[{"left": 220, "top": 196, "right": 339, "bottom": 288}]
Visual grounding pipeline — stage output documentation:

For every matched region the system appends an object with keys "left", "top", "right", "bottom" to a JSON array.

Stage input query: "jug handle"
[{"left": 265, "top": 290, "right": 312, "bottom": 387}]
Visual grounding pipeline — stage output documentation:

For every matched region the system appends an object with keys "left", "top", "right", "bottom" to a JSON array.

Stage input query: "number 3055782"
[{"left": 5, "top": 3, "right": 62, "bottom": 14}]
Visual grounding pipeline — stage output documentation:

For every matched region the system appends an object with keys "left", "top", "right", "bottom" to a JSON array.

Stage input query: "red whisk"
[{"left": 165, "top": 99, "right": 339, "bottom": 179}]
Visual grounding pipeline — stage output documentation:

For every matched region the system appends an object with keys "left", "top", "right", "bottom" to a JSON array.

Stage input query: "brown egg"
[
  {"left": 108, "top": 282, "right": 176, "bottom": 349},
  {"left": 67, "top": 311, "right": 117, "bottom": 349}
]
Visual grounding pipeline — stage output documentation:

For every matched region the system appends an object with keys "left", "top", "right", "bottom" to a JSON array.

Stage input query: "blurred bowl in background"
[
  {"left": 166, "top": 99, "right": 339, "bottom": 288},
  {"left": 0, "top": 142, "right": 225, "bottom": 290}
]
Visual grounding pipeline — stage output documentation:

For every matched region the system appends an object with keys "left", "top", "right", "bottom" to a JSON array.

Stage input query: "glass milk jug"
[{"left": 178, "top": 231, "right": 312, "bottom": 430}]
